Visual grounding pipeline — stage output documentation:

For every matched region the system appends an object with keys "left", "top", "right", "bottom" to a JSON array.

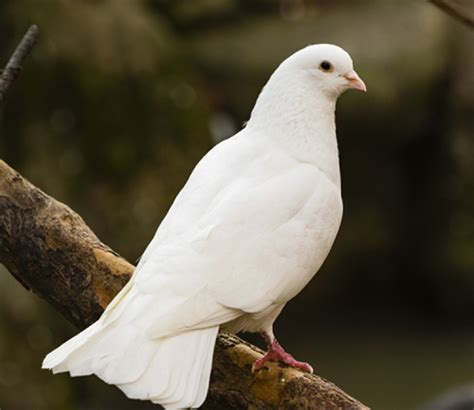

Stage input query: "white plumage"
[{"left": 43, "top": 44, "right": 366, "bottom": 409}]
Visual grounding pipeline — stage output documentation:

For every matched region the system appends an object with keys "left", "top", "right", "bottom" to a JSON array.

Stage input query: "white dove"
[{"left": 43, "top": 43, "right": 366, "bottom": 409}]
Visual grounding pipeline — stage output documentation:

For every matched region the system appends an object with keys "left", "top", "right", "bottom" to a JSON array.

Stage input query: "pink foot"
[{"left": 252, "top": 333, "right": 313, "bottom": 373}]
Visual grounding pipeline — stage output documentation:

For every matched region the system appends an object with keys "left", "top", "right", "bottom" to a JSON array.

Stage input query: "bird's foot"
[{"left": 252, "top": 337, "right": 313, "bottom": 373}]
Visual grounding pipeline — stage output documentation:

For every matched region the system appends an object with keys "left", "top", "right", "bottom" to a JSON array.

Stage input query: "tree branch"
[
  {"left": 430, "top": 0, "right": 474, "bottom": 28},
  {"left": 0, "top": 160, "right": 369, "bottom": 409},
  {"left": 0, "top": 24, "right": 39, "bottom": 106},
  {"left": 0, "top": 22, "right": 367, "bottom": 410}
]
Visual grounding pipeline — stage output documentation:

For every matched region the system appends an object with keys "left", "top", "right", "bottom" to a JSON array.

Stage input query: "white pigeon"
[{"left": 43, "top": 44, "right": 366, "bottom": 409}]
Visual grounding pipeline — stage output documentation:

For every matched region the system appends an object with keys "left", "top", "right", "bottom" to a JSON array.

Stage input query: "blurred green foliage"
[{"left": 0, "top": 1, "right": 473, "bottom": 409}]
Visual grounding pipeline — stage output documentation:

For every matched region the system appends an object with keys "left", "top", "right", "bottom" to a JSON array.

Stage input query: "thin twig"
[
  {"left": 0, "top": 24, "right": 39, "bottom": 106},
  {"left": 430, "top": 0, "right": 474, "bottom": 29}
]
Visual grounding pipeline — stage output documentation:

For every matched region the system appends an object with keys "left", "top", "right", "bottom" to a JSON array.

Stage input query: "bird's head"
[
  {"left": 278, "top": 44, "right": 366, "bottom": 98},
  {"left": 248, "top": 44, "right": 366, "bottom": 136}
]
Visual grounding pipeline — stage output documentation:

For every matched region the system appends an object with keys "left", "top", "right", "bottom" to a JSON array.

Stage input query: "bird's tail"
[{"left": 42, "top": 321, "right": 219, "bottom": 409}]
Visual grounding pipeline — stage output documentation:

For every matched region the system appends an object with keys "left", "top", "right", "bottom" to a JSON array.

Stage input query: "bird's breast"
[{"left": 208, "top": 170, "right": 343, "bottom": 313}]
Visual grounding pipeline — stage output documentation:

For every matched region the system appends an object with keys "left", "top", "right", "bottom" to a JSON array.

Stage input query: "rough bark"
[{"left": 0, "top": 160, "right": 368, "bottom": 409}]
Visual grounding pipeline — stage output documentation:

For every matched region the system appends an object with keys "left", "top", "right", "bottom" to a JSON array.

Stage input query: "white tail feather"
[
  {"left": 42, "top": 321, "right": 101, "bottom": 373},
  {"left": 119, "top": 327, "right": 218, "bottom": 408},
  {"left": 43, "top": 320, "right": 218, "bottom": 409}
]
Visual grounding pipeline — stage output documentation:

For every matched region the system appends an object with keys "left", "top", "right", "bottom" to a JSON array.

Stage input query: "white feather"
[{"left": 42, "top": 44, "right": 364, "bottom": 408}]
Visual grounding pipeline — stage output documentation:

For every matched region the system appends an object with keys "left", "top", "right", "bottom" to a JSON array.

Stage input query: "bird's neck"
[{"left": 246, "top": 70, "right": 340, "bottom": 187}]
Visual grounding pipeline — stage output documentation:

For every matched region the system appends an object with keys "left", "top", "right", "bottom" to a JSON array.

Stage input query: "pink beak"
[{"left": 344, "top": 70, "right": 367, "bottom": 92}]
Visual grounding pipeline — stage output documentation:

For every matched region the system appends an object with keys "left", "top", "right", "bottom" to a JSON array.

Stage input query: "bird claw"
[
  {"left": 252, "top": 338, "right": 313, "bottom": 373},
  {"left": 252, "top": 355, "right": 271, "bottom": 373},
  {"left": 286, "top": 358, "right": 313, "bottom": 373}
]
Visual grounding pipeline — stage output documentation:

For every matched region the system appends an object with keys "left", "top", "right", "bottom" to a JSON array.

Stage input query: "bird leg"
[{"left": 252, "top": 331, "right": 313, "bottom": 373}]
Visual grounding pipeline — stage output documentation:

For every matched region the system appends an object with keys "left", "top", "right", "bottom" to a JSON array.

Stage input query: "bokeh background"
[{"left": 0, "top": 1, "right": 473, "bottom": 409}]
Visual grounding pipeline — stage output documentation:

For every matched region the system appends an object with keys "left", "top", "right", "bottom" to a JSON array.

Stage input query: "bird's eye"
[{"left": 319, "top": 61, "right": 333, "bottom": 72}]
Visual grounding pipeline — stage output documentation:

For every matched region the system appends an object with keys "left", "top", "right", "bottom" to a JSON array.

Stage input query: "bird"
[{"left": 42, "top": 43, "right": 366, "bottom": 409}]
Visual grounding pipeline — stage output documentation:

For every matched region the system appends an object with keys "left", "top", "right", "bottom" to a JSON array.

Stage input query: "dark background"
[{"left": 0, "top": 1, "right": 473, "bottom": 409}]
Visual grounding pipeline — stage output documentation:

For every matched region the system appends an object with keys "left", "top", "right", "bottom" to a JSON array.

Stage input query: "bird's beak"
[{"left": 343, "top": 70, "right": 367, "bottom": 92}]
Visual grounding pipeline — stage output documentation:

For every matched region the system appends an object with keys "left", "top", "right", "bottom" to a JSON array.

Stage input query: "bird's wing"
[
  {"left": 135, "top": 131, "right": 259, "bottom": 269},
  {"left": 105, "top": 130, "right": 340, "bottom": 338},
  {"left": 102, "top": 131, "right": 265, "bottom": 325}
]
